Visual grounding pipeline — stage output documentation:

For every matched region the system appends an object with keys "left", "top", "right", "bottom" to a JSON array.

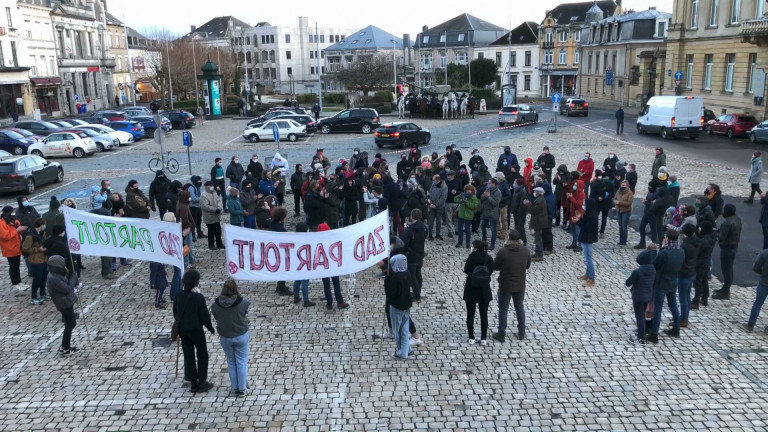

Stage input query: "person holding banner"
[
  {"left": 270, "top": 208, "right": 293, "bottom": 297},
  {"left": 176, "top": 190, "right": 196, "bottom": 266},
  {"left": 201, "top": 181, "right": 224, "bottom": 250},
  {"left": 0, "top": 206, "right": 26, "bottom": 289},
  {"left": 211, "top": 278, "right": 251, "bottom": 396},
  {"left": 316, "top": 223, "right": 349, "bottom": 309},
  {"left": 174, "top": 269, "right": 215, "bottom": 393}
]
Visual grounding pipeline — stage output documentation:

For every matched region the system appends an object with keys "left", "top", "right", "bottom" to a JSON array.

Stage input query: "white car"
[
  {"left": 29, "top": 131, "right": 98, "bottom": 158},
  {"left": 74, "top": 124, "right": 134, "bottom": 145},
  {"left": 243, "top": 119, "right": 306, "bottom": 143},
  {"left": 122, "top": 106, "right": 153, "bottom": 117}
]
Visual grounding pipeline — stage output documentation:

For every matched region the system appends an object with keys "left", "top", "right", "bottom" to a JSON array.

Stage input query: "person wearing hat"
[
  {"left": 201, "top": 180, "right": 224, "bottom": 250},
  {"left": 0, "top": 206, "right": 25, "bottom": 289},
  {"left": 42, "top": 196, "right": 64, "bottom": 238},
  {"left": 44, "top": 225, "right": 75, "bottom": 276},
  {"left": 652, "top": 147, "right": 666, "bottom": 178},
  {"left": 47, "top": 255, "right": 80, "bottom": 355},
  {"left": 149, "top": 170, "right": 172, "bottom": 220},
  {"left": 524, "top": 187, "right": 547, "bottom": 262},
  {"left": 536, "top": 147, "right": 556, "bottom": 183},
  {"left": 21, "top": 218, "right": 49, "bottom": 304},
  {"left": 746, "top": 151, "right": 763, "bottom": 203}
]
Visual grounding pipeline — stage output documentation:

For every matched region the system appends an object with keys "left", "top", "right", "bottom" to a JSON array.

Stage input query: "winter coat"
[
  {"left": 602, "top": 155, "right": 619, "bottom": 178},
  {"left": 653, "top": 245, "right": 685, "bottom": 292},
  {"left": 173, "top": 290, "right": 215, "bottom": 333},
  {"left": 537, "top": 153, "right": 556, "bottom": 179},
  {"left": 189, "top": 176, "right": 202, "bottom": 209},
  {"left": 578, "top": 198, "right": 599, "bottom": 244},
  {"left": 679, "top": 235, "right": 701, "bottom": 278},
  {"left": 227, "top": 196, "right": 244, "bottom": 225},
  {"left": 225, "top": 161, "right": 245, "bottom": 184},
  {"left": 385, "top": 255, "right": 413, "bottom": 311},
  {"left": 246, "top": 160, "right": 264, "bottom": 181},
  {"left": 0, "top": 217, "right": 21, "bottom": 258},
  {"left": 200, "top": 189, "right": 223, "bottom": 224},
  {"left": 304, "top": 190, "right": 326, "bottom": 228},
  {"left": 589, "top": 179, "right": 614, "bottom": 211},
  {"left": 290, "top": 171, "right": 304, "bottom": 194},
  {"left": 480, "top": 186, "right": 501, "bottom": 220},
  {"left": 707, "top": 190, "right": 724, "bottom": 220},
  {"left": 542, "top": 183, "right": 556, "bottom": 219},
  {"left": 652, "top": 153, "right": 666, "bottom": 177},
  {"left": 176, "top": 191, "right": 195, "bottom": 233},
  {"left": 463, "top": 250, "right": 495, "bottom": 303},
  {"left": 210, "top": 294, "right": 250, "bottom": 338},
  {"left": 15, "top": 200, "right": 40, "bottom": 228},
  {"left": 125, "top": 185, "right": 150, "bottom": 219},
  {"left": 428, "top": 180, "right": 448, "bottom": 208},
  {"left": 650, "top": 187, "right": 675, "bottom": 218},
  {"left": 626, "top": 250, "right": 656, "bottom": 303},
  {"left": 749, "top": 157, "right": 763, "bottom": 184},
  {"left": 753, "top": 249, "right": 768, "bottom": 287},
  {"left": 527, "top": 196, "right": 548, "bottom": 230},
  {"left": 568, "top": 180, "right": 586, "bottom": 222},
  {"left": 626, "top": 171, "right": 638, "bottom": 193},
  {"left": 148, "top": 170, "right": 171, "bottom": 210},
  {"left": 510, "top": 184, "right": 528, "bottom": 219},
  {"left": 719, "top": 213, "right": 742, "bottom": 250},
  {"left": 496, "top": 152, "right": 518, "bottom": 172},
  {"left": 21, "top": 229, "right": 47, "bottom": 264},
  {"left": 43, "top": 235, "right": 74, "bottom": 275},
  {"left": 468, "top": 154, "right": 485, "bottom": 172},
  {"left": 324, "top": 181, "right": 341, "bottom": 227},
  {"left": 497, "top": 179, "right": 511, "bottom": 209},
  {"left": 42, "top": 209, "right": 64, "bottom": 237},
  {"left": 455, "top": 192, "right": 480, "bottom": 220},
  {"left": 400, "top": 220, "right": 427, "bottom": 264},
  {"left": 577, "top": 158, "right": 594, "bottom": 181},
  {"left": 615, "top": 187, "right": 634, "bottom": 213},
  {"left": 46, "top": 256, "right": 79, "bottom": 311},
  {"left": 494, "top": 239, "right": 531, "bottom": 294},
  {"left": 259, "top": 178, "right": 276, "bottom": 196},
  {"left": 553, "top": 165, "right": 571, "bottom": 202},
  {"left": 761, "top": 195, "right": 768, "bottom": 227},
  {"left": 446, "top": 177, "right": 463, "bottom": 202},
  {"left": 696, "top": 228, "right": 717, "bottom": 272},
  {"left": 239, "top": 187, "right": 257, "bottom": 214}
]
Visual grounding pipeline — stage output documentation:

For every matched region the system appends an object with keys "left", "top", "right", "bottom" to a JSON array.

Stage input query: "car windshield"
[
  {"left": 0, "top": 162, "right": 16, "bottom": 173},
  {"left": 40, "top": 121, "right": 59, "bottom": 128},
  {"left": 77, "top": 129, "right": 98, "bottom": 137},
  {"left": 2, "top": 130, "right": 25, "bottom": 139},
  {"left": 14, "top": 128, "right": 34, "bottom": 137}
]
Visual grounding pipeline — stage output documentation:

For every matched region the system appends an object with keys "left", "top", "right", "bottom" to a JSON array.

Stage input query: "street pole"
[
  {"left": 192, "top": 40, "right": 199, "bottom": 110},
  {"left": 392, "top": 39, "right": 397, "bottom": 94},
  {"left": 467, "top": 32, "right": 472, "bottom": 93},
  {"left": 166, "top": 39, "right": 173, "bottom": 110},
  {"left": 444, "top": 31, "right": 447, "bottom": 85},
  {"left": 122, "top": 13, "right": 136, "bottom": 106},
  {"left": 315, "top": 21, "right": 322, "bottom": 110}
]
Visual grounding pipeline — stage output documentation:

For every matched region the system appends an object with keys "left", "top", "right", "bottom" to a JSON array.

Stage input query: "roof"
[
  {"left": 490, "top": 21, "right": 539, "bottom": 46},
  {"left": 104, "top": 11, "right": 121, "bottom": 26},
  {"left": 324, "top": 25, "right": 403, "bottom": 52},
  {"left": 181, "top": 16, "right": 250, "bottom": 40},
  {"left": 599, "top": 9, "right": 672, "bottom": 24},
  {"left": 426, "top": 13, "right": 506, "bottom": 34},
  {"left": 546, "top": 1, "right": 618, "bottom": 25}
]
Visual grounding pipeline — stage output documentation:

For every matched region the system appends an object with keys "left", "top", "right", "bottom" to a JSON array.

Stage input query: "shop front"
[{"left": 31, "top": 77, "right": 62, "bottom": 117}]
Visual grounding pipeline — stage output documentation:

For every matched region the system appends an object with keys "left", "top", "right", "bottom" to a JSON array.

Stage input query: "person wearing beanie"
[
  {"left": 42, "top": 196, "right": 64, "bottom": 237},
  {"left": 316, "top": 222, "right": 349, "bottom": 309},
  {"left": 148, "top": 170, "right": 172, "bottom": 219},
  {"left": 166, "top": 180, "right": 183, "bottom": 213},
  {"left": 746, "top": 151, "right": 763, "bottom": 203},
  {"left": 46, "top": 255, "right": 80, "bottom": 355},
  {"left": 524, "top": 187, "right": 547, "bottom": 261},
  {"left": 210, "top": 278, "right": 251, "bottom": 396},
  {"left": 713, "top": 204, "right": 742, "bottom": 300},
  {"left": 201, "top": 180, "right": 224, "bottom": 250}
]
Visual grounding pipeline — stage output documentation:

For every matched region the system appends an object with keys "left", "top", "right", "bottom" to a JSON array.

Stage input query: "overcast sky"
[{"left": 110, "top": 0, "right": 671, "bottom": 38}]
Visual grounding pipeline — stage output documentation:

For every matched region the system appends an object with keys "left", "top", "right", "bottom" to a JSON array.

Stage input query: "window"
[
  {"left": 545, "top": 32, "right": 552, "bottom": 43},
  {"left": 511, "top": 51, "right": 516, "bottom": 67},
  {"left": 29, "top": 56, "right": 36, "bottom": 75},
  {"left": 269, "top": 50, "right": 275, "bottom": 62},
  {"left": 440, "top": 33, "right": 446, "bottom": 43},
  {"left": 285, "top": 34, "right": 290, "bottom": 43},
  {"left": 286, "top": 51, "right": 291, "bottom": 60},
  {"left": 524, "top": 75, "right": 531, "bottom": 91},
  {"left": 478, "top": 52, "right": 483, "bottom": 59},
  {"left": 731, "top": 0, "right": 741, "bottom": 23},
  {"left": 495, "top": 52, "right": 501, "bottom": 66},
  {"left": 49, "top": 57, "right": 54, "bottom": 75},
  {"left": 438, "top": 50, "right": 447, "bottom": 68},
  {"left": 574, "top": 31, "right": 580, "bottom": 42},
  {"left": 270, "top": 35, "right": 274, "bottom": 44},
  {"left": 656, "top": 20, "right": 667, "bottom": 37},
  {"left": 748, "top": 53, "right": 757, "bottom": 93},
  {"left": 320, "top": 35, "right": 325, "bottom": 43},
  {"left": 558, "top": 31, "right": 567, "bottom": 42},
  {"left": 455, "top": 50, "right": 468, "bottom": 65},
  {"left": 10, "top": 41, "right": 17, "bottom": 67},
  {"left": 704, "top": 54, "right": 713, "bottom": 90},
  {"left": 422, "top": 35, "right": 429, "bottom": 44},
  {"left": 686, "top": 54, "right": 694, "bottom": 88},
  {"left": 74, "top": 31, "right": 83, "bottom": 57},
  {"left": 587, "top": 77, "right": 591, "bottom": 92},
  {"left": 116, "top": 57, "right": 122, "bottom": 71},
  {"left": 574, "top": 52, "right": 579, "bottom": 65},
  {"left": 5, "top": 7, "right": 11, "bottom": 27},
  {"left": 588, "top": 53, "right": 593, "bottom": 73},
  {"left": 524, "top": 51, "right": 531, "bottom": 66},
  {"left": 543, "top": 51, "right": 553, "bottom": 65},
  {"left": 558, "top": 51, "right": 566, "bottom": 65},
  {"left": 725, "top": 53, "right": 735, "bottom": 91},
  {"left": 310, "top": 66, "right": 315, "bottom": 75},
  {"left": 420, "top": 52, "right": 432, "bottom": 70},
  {"left": 310, "top": 51, "right": 314, "bottom": 59},
  {"left": 757, "top": 0, "right": 765, "bottom": 17},
  {"left": 709, "top": 0, "right": 719, "bottom": 26},
  {"left": 596, "top": 53, "right": 600, "bottom": 72},
  {"left": 458, "top": 33, "right": 465, "bottom": 42},
  {"left": 271, "top": 68, "right": 276, "bottom": 79},
  {"left": 691, "top": 0, "right": 699, "bottom": 27}
]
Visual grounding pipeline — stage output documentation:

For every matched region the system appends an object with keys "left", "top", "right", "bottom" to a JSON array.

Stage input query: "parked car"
[
  {"left": 0, "top": 154, "right": 64, "bottom": 194},
  {"left": 74, "top": 124, "right": 134, "bottom": 145},
  {"left": 702, "top": 108, "right": 716, "bottom": 131},
  {"left": 132, "top": 115, "right": 171, "bottom": 136},
  {"left": 0, "top": 129, "right": 38, "bottom": 155},
  {"left": 7, "top": 127, "right": 43, "bottom": 143},
  {"left": 90, "top": 111, "right": 128, "bottom": 122},
  {"left": 266, "top": 106, "right": 311, "bottom": 116},
  {"left": 106, "top": 121, "right": 145, "bottom": 140},
  {"left": 49, "top": 119, "right": 81, "bottom": 128},
  {"left": 374, "top": 122, "right": 431, "bottom": 148},
  {"left": 559, "top": 98, "right": 589, "bottom": 117},
  {"left": 81, "top": 116, "right": 110, "bottom": 125},
  {"left": 707, "top": 113, "right": 758, "bottom": 138},
  {"left": 749, "top": 120, "right": 768, "bottom": 143},
  {"left": 165, "top": 110, "right": 196, "bottom": 129},
  {"left": 12, "top": 120, "right": 63, "bottom": 137},
  {"left": 269, "top": 114, "right": 317, "bottom": 133},
  {"left": 637, "top": 96, "right": 703, "bottom": 140},
  {"left": 242, "top": 119, "right": 306, "bottom": 143},
  {"left": 0, "top": 149, "right": 11, "bottom": 158},
  {"left": 61, "top": 128, "right": 118, "bottom": 152},
  {"left": 498, "top": 105, "right": 539, "bottom": 126},
  {"left": 248, "top": 110, "right": 297, "bottom": 126},
  {"left": 121, "top": 106, "right": 153, "bottom": 117},
  {"left": 316, "top": 108, "right": 380, "bottom": 134},
  {"left": 28, "top": 131, "right": 97, "bottom": 159}
]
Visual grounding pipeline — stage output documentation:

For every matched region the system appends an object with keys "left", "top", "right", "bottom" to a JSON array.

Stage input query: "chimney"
[
  {"left": 649, "top": 6, "right": 655, "bottom": 10},
  {"left": 422, "top": 25, "right": 428, "bottom": 32},
  {"left": 191, "top": 25, "right": 197, "bottom": 32},
  {"left": 403, "top": 33, "right": 411, "bottom": 65}
]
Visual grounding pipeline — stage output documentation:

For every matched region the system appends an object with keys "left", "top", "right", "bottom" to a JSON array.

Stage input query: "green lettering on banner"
[
  {"left": 140, "top": 228, "right": 154, "bottom": 252},
  {"left": 117, "top": 224, "right": 131, "bottom": 248},
  {"left": 131, "top": 226, "right": 145, "bottom": 251},
  {"left": 103, "top": 222, "right": 118, "bottom": 247},
  {"left": 95, "top": 222, "right": 110, "bottom": 245},
  {"left": 71, "top": 220, "right": 88, "bottom": 243}
]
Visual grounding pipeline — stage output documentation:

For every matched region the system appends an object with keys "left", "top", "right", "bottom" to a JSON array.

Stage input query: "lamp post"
[
  {"left": 236, "top": 27, "right": 249, "bottom": 116},
  {"left": 391, "top": 39, "right": 397, "bottom": 94},
  {"left": 121, "top": 13, "right": 136, "bottom": 106},
  {"left": 191, "top": 40, "right": 199, "bottom": 110}
]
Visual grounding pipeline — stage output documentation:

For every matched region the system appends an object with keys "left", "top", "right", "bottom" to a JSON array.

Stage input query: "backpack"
[{"left": 470, "top": 265, "right": 491, "bottom": 288}]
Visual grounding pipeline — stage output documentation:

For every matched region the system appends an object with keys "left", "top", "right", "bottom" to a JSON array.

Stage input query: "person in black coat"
[
  {"left": 649, "top": 186, "right": 674, "bottom": 244},
  {"left": 173, "top": 269, "right": 215, "bottom": 393},
  {"left": 692, "top": 221, "right": 717, "bottom": 308},
  {"left": 678, "top": 223, "right": 701, "bottom": 326},
  {"left": 647, "top": 230, "right": 685, "bottom": 343},
  {"left": 43, "top": 225, "right": 76, "bottom": 277},
  {"left": 341, "top": 176, "right": 360, "bottom": 226},
  {"left": 304, "top": 181, "right": 326, "bottom": 230},
  {"left": 463, "top": 240, "right": 495, "bottom": 344},
  {"left": 385, "top": 254, "right": 413, "bottom": 359},
  {"left": 400, "top": 208, "right": 428, "bottom": 302},
  {"left": 626, "top": 249, "right": 656, "bottom": 344},
  {"left": 578, "top": 198, "right": 599, "bottom": 285},
  {"left": 589, "top": 172, "right": 615, "bottom": 236}
]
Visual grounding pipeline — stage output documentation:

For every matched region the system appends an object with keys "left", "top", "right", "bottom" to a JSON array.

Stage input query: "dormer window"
[
  {"left": 458, "top": 33, "right": 465, "bottom": 42},
  {"left": 440, "top": 34, "right": 446, "bottom": 43},
  {"left": 422, "top": 35, "right": 429, "bottom": 43},
  {"left": 656, "top": 19, "right": 668, "bottom": 38}
]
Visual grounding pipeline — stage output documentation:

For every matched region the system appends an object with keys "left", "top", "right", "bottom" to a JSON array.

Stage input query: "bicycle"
[{"left": 148, "top": 151, "right": 179, "bottom": 174}]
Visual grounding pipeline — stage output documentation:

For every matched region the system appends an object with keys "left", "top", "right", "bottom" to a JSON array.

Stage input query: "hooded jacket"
[
  {"left": 148, "top": 170, "right": 171, "bottom": 210},
  {"left": 270, "top": 152, "right": 289, "bottom": 171},
  {"left": 578, "top": 198, "right": 599, "bottom": 244},
  {"left": 385, "top": 255, "right": 412, "bottom": 311},
  {"left": 21, "top": 227, "right": 47, "bottom": 264},
  {"left": 463, "top": 249, "right": 495, "bottom": 303},
  {"left": 400, "top": 219, "right": 428, "bottom": 263},
  {"left": 124, "top": 185, "right": 150, "bottom": 219},
  {"left": 542, "top": 183, "right": 556, "bottom": 219},
  {"left": 239, "top": 184, "right": 257, "bottom": 214},
  {"left": 625, "top": 250, "right": 656, "bottom": 303},
  {"left": 749, "top": 156, "right": 763, "bottom": 184},
  {"left": 304, "top": 189, "right": 326, "bottom": 228},
  {"left": 568, "top": 180, "right": 586, "bottom": 220},
  {"left": 652, "top": 152, "right": 666, "bottom": 177},
  {"left": 210, "top": 294, "right": 250, "bottom": 338},
  {"left": 494, "top": 239, "right": 531, "bottom": 294},
  {"left": 522, "top": 158, "right": 534, "bottom": 192},
  {"left": 189, "top": 176, "right": 203, "bottom": 208},
  {"left": 496, "top": 147, "right": 518, "bottom": 172},
  {"left": 43, "top": 233, "right": 73, "bottom": 275},
  {"left": 46, "top": 255, "right": 79, "bottom": 311},
  {"left": 175, "top": 190, "right": 195, "bottom": 232},
  {"left": 696, "top": 221, "right": 717, "bottom": 272},
  {"left": 475, "top": 164, "right": 492, "bottom": 187},
  {"left": 753, "top": 249, "right": 768, "bottom": 287},
  {"left": 225, "top": 160, "right": 245, "bottom": 183},
  {"left": 166, "top": 180, "right": 183, "bottom": 211},
  {"left": 718, "top": 205, "right": 742, "bottom": 249},
  {"left": 553, "top": 165, "right": 570, "bottom": 201},
  {"left": 0, "top": 216, "right": 20, "bottom": 258},
  {"left": 615, "top": 182, "right": 634, "bottom": 213}
]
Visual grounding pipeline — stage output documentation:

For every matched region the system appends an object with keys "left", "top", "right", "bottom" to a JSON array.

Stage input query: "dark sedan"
[
  {"left": 91, "top": 111, "right": 128, "bottom": 122},
  {"left": 267, "top": 114, "right": 317, "bottom": 133},
  {"left": 374, "top": 122, "right": 431, "bottom": 148},
  {"left": 12, "top": 120, "right": 63, "bottom": 136},
  {"left": 0, "top": 129, "right": 37, "bottom": 155},
  {"left": 132, "top": 115, "right": 172, "bottom": 136},
  {"left": 165, "top": 111, "right": 196, "bottom": 129},
  {"left": 0, "top": 154, "right": 64, "bottom": 194}
]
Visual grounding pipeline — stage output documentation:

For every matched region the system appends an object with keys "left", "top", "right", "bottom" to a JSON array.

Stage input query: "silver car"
[
  {"left": 750, "top": 120, "right": 768, "bottom": 143},
  {"left": 498, "top": 104, "right": 538, "bottom": 127}
]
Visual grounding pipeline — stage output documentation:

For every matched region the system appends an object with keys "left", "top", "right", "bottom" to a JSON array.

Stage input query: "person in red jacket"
[
  {"left": 0, "top": 206, "right": 26, "bottom": 289},
  {"left": 561, "top": 171, "right": 581, "bottom": 232},
  {"left": 577, "top": 153, "right": 595, "bottom": 196},
  {"left": 522, "top": 158, "right": 534, "bottom": 193},
  {"left": 566, "top": 180, "right": 586, "bottom": 250}
]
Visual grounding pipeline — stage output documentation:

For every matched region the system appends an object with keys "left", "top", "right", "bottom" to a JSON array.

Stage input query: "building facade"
[
  {"left": 476, "top": 21, "right": 541, "bottom": 98},
  {"left": 105, "top": 13, "right": 157, "bottom": 105},
  {"left": 539, "top": 0, "right": 620, "bottom": 97},
  {"left": 50, "top": 0, "right": 114, "bottom": 114},
  {"left": 414, "top": 13, "right": 506, "bottom": 90},
  {"left": 579, "top": 9, "right": 671, "bottom": 107},
  {"left": 0, "top": 0, "right": 34, "bottom": 123},
  {"left": 19, "top": 0, "right": 61, "bottom": 118},
  {"left": 182, "top": 15, "right": 248, "bottom": 49},
  {"left": 668, "top": 0, "right": 768, "bottom": 119}
]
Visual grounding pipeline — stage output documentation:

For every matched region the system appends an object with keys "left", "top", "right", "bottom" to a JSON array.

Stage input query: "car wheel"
[
  {"left": 146, "top": 127, "right": 155, "bottom": 136},
  {"left": 13, "top": 145, "right": 24, "bottom": 155},
  {"left": 727, "top": 128, "right": 734, "bottom": 139},
  {"left": 424, "top": 134, "right": 431, "bottom": 144},
  {"left": 73, "top": 147, "right": 85, "bottom": 158},
  {"left": 96, "top": 143, "right": 104, "bottom": 152},
  {"left": 399, "top": 137, "right": 407, "bottom": 149},
  {"left": 361, "top": 123, "right": 372, "bottom": 134},
  {"left": 249, "top": 134, "right": 259, "bottom": 143},
  {"left": 702, "top": 124, "right": 709, "bottom": 132},
  {"left": 25, "top": 177, "right": 35, "bottom": 194},
  {"left": 751, "top": 133, "right": 758, "bottom": 143},
  {"left": 499, "top": 122, "right": 504, "bottom": 127},
  {"left": 321, "top": 124, "right": 331, "bottom": 134},
  {"left": 287, "top": 133, "right": 298, "bottom": 142},
  {"left": 31, "top": 149, "right": 43, "bottom": 157},
  {"left": 55, "top": 167, "right": 64, "bottom": 183},
  {"left": 533, "top": 115, "right": 539, "bottom": 123},
  {"left": 689, "top": 135, "right": 697, "bottom": 140},
  {"left": 637, "top": 124, "right": 644, "bottom": 134},
  {"left": 661, "top": 128, "right": 669, "bottom": 140}
]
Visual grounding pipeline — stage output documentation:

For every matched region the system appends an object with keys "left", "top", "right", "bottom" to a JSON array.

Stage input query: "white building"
[
  {"left": 0, "top": 0, "right": 35, "bottom": 123},
  {"left": 475, "top": 21, "right": 541, "bottom": 98},
  {"left": 19, "top": 0, "right": 62, "bottom": 117}
]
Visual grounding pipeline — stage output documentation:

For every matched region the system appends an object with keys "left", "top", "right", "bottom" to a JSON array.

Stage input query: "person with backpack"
[
  {"left": 385, "top": 254, "right": 413, "bottom": 359},
  {"left": 21, "top": 218, "right": 48, "bottom": 305},
  {"left": 463, "top": 240, "right": 495, "bottom": 345}
]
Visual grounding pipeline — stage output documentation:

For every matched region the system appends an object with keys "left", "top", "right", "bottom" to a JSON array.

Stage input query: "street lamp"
[{"left": 391, "top": 39, "right": 397, "bottom": 95}]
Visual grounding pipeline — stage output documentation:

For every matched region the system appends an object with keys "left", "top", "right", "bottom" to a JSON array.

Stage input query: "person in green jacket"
[
  {"left": 227, "top": 188, "right": 245, "bottom": 227},
  {"left": 455, "top": 184, "right": 480, "bottom": 249}
]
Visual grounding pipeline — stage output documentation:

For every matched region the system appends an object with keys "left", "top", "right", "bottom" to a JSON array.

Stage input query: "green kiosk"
[{"left": 198, "top": 59, "right": 223, "bottom": 119}]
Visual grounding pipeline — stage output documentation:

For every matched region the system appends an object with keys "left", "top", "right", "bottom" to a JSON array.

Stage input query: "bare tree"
[{"left": 337, "top": 55, "right": 394, "bottom": 91}]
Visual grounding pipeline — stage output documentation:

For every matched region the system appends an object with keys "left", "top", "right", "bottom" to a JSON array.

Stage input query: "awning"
[{"left": 30, "top": 77, "right": 62, "bottom": 87}]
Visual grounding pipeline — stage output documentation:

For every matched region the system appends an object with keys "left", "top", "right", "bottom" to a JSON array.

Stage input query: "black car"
[
  {"left": 374, "top": 122, "right": 431, "bottom": 148},
  {"left": 248, "top": 110, "right": 296, "bottom": 126},
  {"left": 165, "top": 110, "right": 196, "bottom": 129},
  {"left": 12, "top": 120, "right": 63, "bottom": 137},
  {"left": 0, "top": 154, "right": 64, "bottom": 194},
  {"left": 316, "top": 108, "right": 380, "bottom": 134}
]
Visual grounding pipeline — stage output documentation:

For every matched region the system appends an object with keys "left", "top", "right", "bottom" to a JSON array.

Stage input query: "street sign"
[
  {"left": 153, "top": 128, "right": 165, "bottom": 145},
  {"left": 674, "top": 79, "right": 682, "bottom": 87},
  {"left": 551, "top": 92, "right": 562, "bottom": 103},
  {"left": 674, "top": 71, "right": 684, "bottom": 81},
  {"left": 553, "top": 103, "right": 559, "bottom": 112},
  {"left": 606, "top": 66, "right": 614, "bottom": 86},
  {"left": 668, "top": 69, "right": 673, "bottom": 77},
  {"left": 182, "top": 131, "right": 193, "bottom": 147},
  {"left": 271, "top": 123, "right": 280, "bottom": 143}
]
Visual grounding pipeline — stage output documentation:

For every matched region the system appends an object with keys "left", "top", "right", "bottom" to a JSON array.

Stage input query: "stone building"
[{"left": 476, "top": 21, "right": 541, "bottom": 98}]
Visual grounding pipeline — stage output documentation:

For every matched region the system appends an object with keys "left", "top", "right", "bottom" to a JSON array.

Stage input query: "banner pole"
[{"left": 69, "top": 254, "right": 93, "bottom": 351}]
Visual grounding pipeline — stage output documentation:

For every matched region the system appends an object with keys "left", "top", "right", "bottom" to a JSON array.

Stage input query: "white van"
[{"left": 636, "top": 96, "right": 704, "bottom": 140}]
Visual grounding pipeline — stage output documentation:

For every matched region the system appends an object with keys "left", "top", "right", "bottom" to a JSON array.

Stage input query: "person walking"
[
  {"left": 744, "top": 248, "right": 768, "bottom": 332},
  {"left": 614, "top": 180, "right": 634, "bottom": 246},
  {"left": 492, "top": 230, "right": 531, "bottom": 342},
  {"left": 525, "top": 187, "right": 547, "bottom": 262},
  {"left": 480, "top": 177, "right": 501, "bottom": 250},
  {"left": 174, "top": 269, "right": 215, "bottom": 393},
  {"left": 312, "top": 101, "right": 321, "bottom": 121},
  {"left": 226, "top": 156, "right": 245, "bottom": 191},
  {"left": 678, "top": 223, "right": 701, "bottom": 327},
  {"left": 625, "top": 249, "right": 656, "bottom": 344},
  {"left": 400, "top": 209, "right": 427, "bottom": 302},
  {"left": 647, "top": 230, "right": 685, "bottom": 344},
  {"left": 746, "top": 151, "right": 763, "bottom": 203},
  {"left": 464, "top": 240, "right": 495, "bottom": 345},
  {"left": 386, "top": 254, "right": 413, "bottom": 359},
  {"left": 201, "top": 181, "right": 224, "bottom": 250},
  {"left": 578, "top": 198, "right": 599, "bottom": 287},
  {"left": 713, "top": 204, "right": 742, "bottom": 300},
  {"left": 47, "top": 255, "right": 80, "bottom": 355},
  {"left": 652, "top": 147, "right": 666, "bottom": 178},
  {"left": 22, "top": 219, "right": 49, "bottom": 305},
  {"left": 615, "top": 106, "right": 625, "bottom": 135},
  {"left": 210, "top": 278, "right": 251, "bottom": 396},
  {"left": 0, "top": 206, "right": 26, "bottom": 289}
]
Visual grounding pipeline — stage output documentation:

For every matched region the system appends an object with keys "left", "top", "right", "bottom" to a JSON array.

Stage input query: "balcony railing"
[{"left": 741, "top": 18, "right": 768, "bottom": 36}]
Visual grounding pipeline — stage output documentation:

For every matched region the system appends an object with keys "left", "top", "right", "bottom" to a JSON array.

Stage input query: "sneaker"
[
  {"left": 582, "top": 279, "right": 595, "bottom": 287},
  {"left": 380, "top": 329, "right": 394, "bottom": 338},
  {"left": 469, "top": 338, "right": 477, "bottom": 344},
  {"left": 337, "top": 302, "right": 349, "bottom": 309},
  {"left": 12, "top": 283, "right": 29, "bottom": 291},
  {"left": 492, "top": 332, "right": 505, "bottom": 343},
  {"left": 409, "top": 336, "right": 422, "bottom": 346},
  {"left": 103, "top": 273, "right": 118, "bottom": 280},
  {"left": 531, "top": 256, "right": 543, "bottom": 262},
  {"left": 41, "top": 295, "right": 51, "bottom": 301},
  {"left": 303, "top": 300, "right": 316, "bottom": 307},
  {"left": 742, "top": 323, "right": 755, "bottom": 333},
  {"left": 31, "top": 297, "right": 42, "bottom": 305},
  {"left": 58, "top": 346, "right": 79, "bottom": 355},
  {"left": 479, "top": 339, "right": 487, "bottom": 346},
  {"left": 234, "top": 389, "right": 245, "bottom": 397},
  {"left": 578, "top": 275, "right": 589, "bottom": 281}
]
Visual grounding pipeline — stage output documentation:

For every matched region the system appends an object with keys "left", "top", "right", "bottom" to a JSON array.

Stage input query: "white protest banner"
[
  {"left": 224, "top": 210, "right": 390, "bottom": 281},
  {"left": 62, "top": 206, "right": 184, "bottom": 269}
]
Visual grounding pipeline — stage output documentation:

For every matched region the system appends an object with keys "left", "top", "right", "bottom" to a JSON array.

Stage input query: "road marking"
[
  {"left": 0, "top": 179, "right": 77, "bottom": 208},
  {"left": 223, "top": 134, "right": 243, "bottom": 146}
]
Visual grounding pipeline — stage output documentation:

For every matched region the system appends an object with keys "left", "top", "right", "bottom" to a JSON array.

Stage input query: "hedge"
[
  {"left": 323, "top": 93, "right": 346, "bottom": 104},
  {"left": 360, "top": 104, "right": 392, "bottom": 114},
  {"left": 297, "top": 93, "right": 318, "bottom": 104},
  {"left": 173, "top": 99, "right": 204, "bottom": 109},
  {"left": 471, "top": 89, "right": 494, "bottom": 103}
]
